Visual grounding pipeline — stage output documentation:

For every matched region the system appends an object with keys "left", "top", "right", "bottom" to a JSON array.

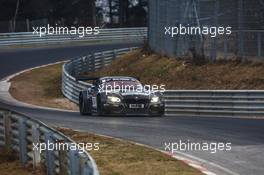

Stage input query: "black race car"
[{"left": 78, "top": 76, "right": 164, "bottom": 116}]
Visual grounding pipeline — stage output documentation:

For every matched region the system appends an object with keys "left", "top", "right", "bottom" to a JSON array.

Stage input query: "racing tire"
[
  {"left": 96, "top": 96, "right": 105, "bottom": 116},
  {"left": 79, "top": 92, "right": 91, "bottom": 115}
]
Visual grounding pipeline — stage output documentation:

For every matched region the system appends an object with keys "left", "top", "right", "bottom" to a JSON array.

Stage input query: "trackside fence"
[
  {"left": 0, "top": 27, "right": 147, "bottom": 46},
  {"left": 165, "top": 90, "right": 264, "bottom": 117},
  {"left": 62, "top": 48, "right": 264, "bottom": 118},
  {"left": 0, "top": 108, "right": 99, "bottom": 175}
]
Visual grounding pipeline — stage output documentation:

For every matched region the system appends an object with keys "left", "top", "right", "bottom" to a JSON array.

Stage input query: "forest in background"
[{"left": 0, "top": 0, "right": 147, "bottom": 32}]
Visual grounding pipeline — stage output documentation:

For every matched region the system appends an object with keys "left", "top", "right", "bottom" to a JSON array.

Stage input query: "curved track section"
[
  {"left": 1, "top": 45, "right": 264, "bottom": 175},
  {"left": 0, "top": 43, "right": 139, "bottom": 79}
]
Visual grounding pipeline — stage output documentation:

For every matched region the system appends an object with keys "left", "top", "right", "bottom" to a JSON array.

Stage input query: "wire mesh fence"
[{"left": 148, "top": 0, "right": 264, "bottom": 61}]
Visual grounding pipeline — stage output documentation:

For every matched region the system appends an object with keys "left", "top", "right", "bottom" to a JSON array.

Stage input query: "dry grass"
[
  {"left": 58, "top": 128, "right": 202, "bottom": 175},
  {"left": 10, "top": 63, "right": 78, "bottom": 110},
  {"left": 0, "top": 149, "right": 45, "bottom": 175},
  {"left": 84, "top": 49, "right": 264, "bottom": 90},
  {"left": 9, "top": 49, "right": 264, "bottom": 112}
]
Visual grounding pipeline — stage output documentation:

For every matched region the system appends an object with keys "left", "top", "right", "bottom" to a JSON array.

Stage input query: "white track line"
[
  {"left": 67, "top": 127, "right": 239, "bottom": 175},
  {"left": 0, "top": 61, "right": 77, "bottom": 113}
]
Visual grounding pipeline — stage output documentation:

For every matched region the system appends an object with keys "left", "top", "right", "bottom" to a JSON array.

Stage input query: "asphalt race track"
[
  {"left": 1, "top": 44, "right": 264, "bottom": 175},
  {"left": 0, "top": 43, "right": 139, "bottom": 79}
]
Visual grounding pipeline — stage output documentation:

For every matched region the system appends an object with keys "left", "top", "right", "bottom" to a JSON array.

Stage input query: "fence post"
[
  {"left": 69, "top": 149, "right": 80, "bottom": 175},
  {"left": 85, "top": 55, "right": 90, "bottom": 72},
  {"left": 258, "top": 32, "right": 262, "bottom": 58},
  {"left": 80, "top": 155, "right": 92, "bottom": 175},
  {"left": 81, "top": 56, "right": 86, "bottom": 71},
  {"left": 238, "top": 0, "right": 244, "bottom": 60},
  {"left": 3, "top": 111, "right": 11, "bottom": 150},
  {"left": 91, "top": 54, "right": 96, "bottom": 71},
  {"left": 224, "top": 34, "right": 228, "bottom": 60},
  {"left": 101, "top": 52, "right": 105, "bottom": 68},
  {"left": 45, "top": 132, "right": 55, "bottom": 175},
  {"left": 26, "top": 19, "right": 30, "bottom": 32},
  {"left": 32, "top": 123, "right": 41, "bottom": 168},
  {"left": 73, "top": 60, "right": 78, "bottom": 77},
  {"left": 59, "top": 142, "right": 68, "bottom": 175},
  {"left": 210, "top": 0, "right": 219, "bottom": 62},
  {"left": 113, "top": 50, "right": 117, "bottom": 60},
  {"left": 18, "top": 117, "right": 28, "bottom": 165}
]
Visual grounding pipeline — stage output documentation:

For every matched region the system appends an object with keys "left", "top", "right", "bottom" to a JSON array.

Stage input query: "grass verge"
[
  {"left": 10, "top": 63, "right": 78, "bottom": 110},
  {"left": 84, "top": 49, "right": 264, "bottom": 89},
  {"left": 10, "top": 49, "right": 264, "bottom": 111},
  {"left": 0, "top": 149, "right": 45, "bottom": 175},
  {"left": 0, "top": 129, "right": 202, "bottom": 175},
  {"left": 58, "top": 127, "right": 202, "bottom": 175}
]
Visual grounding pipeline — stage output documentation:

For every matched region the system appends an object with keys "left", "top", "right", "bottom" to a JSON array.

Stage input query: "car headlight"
[
  {"left": 107, "top": 96, "right": 121, "bottom": 103},
  {"left": 151, "top": 96, "right": 160, "bottom": 103}
]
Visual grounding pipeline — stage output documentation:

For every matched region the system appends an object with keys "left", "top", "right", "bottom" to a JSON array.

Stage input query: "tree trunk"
[
  {"left": 109, "top": 0, "right": 113, "bottom": 26},
  {"left": 87, "top": 0, "right": 96, "bottom": 26},
  {"left": 13, "top": 0, "right": 20, "bottom": 32},
  {"left": 119, "top": 0, "right": 129, "bottom": 27}
]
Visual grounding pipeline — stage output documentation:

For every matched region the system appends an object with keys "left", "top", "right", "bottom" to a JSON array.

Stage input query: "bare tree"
[
  {"left": 109, "top": 0, "right": 113, "bottom": 25},
  {"left": 12, "top": 0, "right": 20, "bottom": 32}
]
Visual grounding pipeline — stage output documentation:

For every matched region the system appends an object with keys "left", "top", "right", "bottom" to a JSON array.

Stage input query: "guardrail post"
[
  {"left": 238, "top": 0, "right": 245, "bottom": 60},
  {"left": 113, "top": 50, "right": 117, "bottom": 60},
  {"left": 257, "top": 32, "right": 262, "bottom": 58},
  {"left": 224, "top": 34, "right": 228, "bottom": 60},
  {"left": 45, "top": 132, "right": 55, "bottom": 175},
  {"left": 73, "top": 61, "right": 78, "bottom": 77},
  {"left": 32, "top": 123, "right": 41, "bottom": 168},
  {"left": 101, "top": 52, "right": 105, "bottom": 68},
  {"left": 58, "top": 142, "right": 68, "bottom": 175},
  {"left": 91, "top": 54, "right": 96, "bottom": 71},
  {"left": 69, "top": 149, "right": 80, "bottom": 175},
  {"left": 210, "top": 0, "right": 219, "bottom": 62},
  {"left": 85, "top": 56, "right": 90, "bottom": 72},
  {"left": 81, "top": 56, "right": 86, "bottom": 73},
  {"left": 18, "top": 117, "right": 28, "bottom": 165},
  {"left": 3, "top": 111, "right": 11, "bottom": 150},
  {"left": 80, "top": 156, "right": 93, "bottom": 175}
]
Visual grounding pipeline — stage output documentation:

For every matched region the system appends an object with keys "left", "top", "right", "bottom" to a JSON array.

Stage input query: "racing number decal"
[{"left": 92, "top": 97, "right": 97, "bottom": 108}]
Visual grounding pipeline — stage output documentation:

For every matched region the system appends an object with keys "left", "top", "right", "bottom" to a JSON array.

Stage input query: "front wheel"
[
  {"left": 79, "top": 93, "right": 91, "bottom": 115},
  {"left": 95, "top": 96, "right": 105, "bottom": 116}
]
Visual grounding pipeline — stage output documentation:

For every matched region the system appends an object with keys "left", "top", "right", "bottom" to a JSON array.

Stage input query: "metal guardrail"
[
  {"left": 62, "top": 47, "right": 138, "bottom": 104},
  {"left": 0, "top": 108, "right": 99, "bottom": 175},
  {"left": 0, "top": 27, "right": 147, "bottom": 46},
  {"left": 62, "top": 48, "right": 264, "bottom": 118},
  {"left": 165, "top": 90, "right": 264, "bottom": 117}
]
